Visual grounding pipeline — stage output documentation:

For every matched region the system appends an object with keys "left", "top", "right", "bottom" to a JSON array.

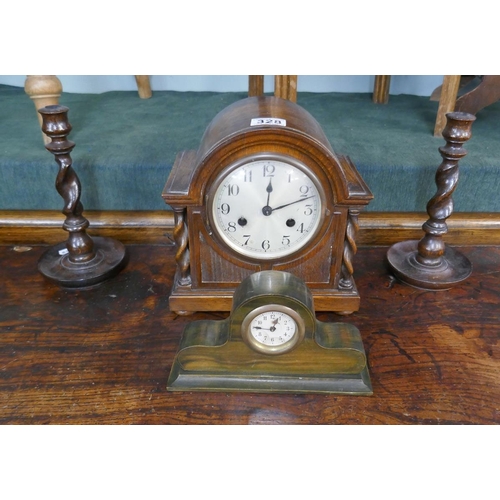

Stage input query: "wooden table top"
[{"left": 1, "top": 243, "right": 498, "bottom": 424}]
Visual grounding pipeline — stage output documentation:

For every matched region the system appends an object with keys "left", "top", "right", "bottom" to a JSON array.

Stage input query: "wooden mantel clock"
[{"left": 162, "top": 96, "right": 373, "bottom": 315}]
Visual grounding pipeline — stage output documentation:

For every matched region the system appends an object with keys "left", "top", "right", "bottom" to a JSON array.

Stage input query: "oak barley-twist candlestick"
[
  {"left": 386, "top": 111, "right": 476, "bottom": 289},
  {"left": 37, "top": 105, "right": 127, "bottom": 287}
]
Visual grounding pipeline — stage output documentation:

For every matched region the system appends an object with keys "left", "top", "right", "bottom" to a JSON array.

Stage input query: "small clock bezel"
[
  {"left": 206, "top": 153, "right": 328, "bottom": 262},
  {"left": 241, "top": 303, "right": 306, "bottom": 355}
]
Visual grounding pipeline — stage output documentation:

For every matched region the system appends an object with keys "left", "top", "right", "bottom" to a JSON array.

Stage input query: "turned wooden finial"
[
  {"left": 37, "top": 104, "right": 127, "bottom": 287},
  {"left": 25, "top": 76, "right": 63, "bottom": 144},
  {"left": 386, "top": 111, "right": 476, "bottom": 289}
]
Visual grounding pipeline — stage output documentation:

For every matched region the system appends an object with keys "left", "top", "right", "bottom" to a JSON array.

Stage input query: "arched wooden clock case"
[{"left": 162, "top": 96, "right": 373, "bottom": 315}]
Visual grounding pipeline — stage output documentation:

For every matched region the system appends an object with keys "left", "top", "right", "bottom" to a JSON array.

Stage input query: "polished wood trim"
[
  {"left": 357, "top": 212, "right": 500, "bottom": 246},
  {"left": 0, "top": 210, "right": 175, "bottom": 246},
  {"left": 1, "top": 210, "right": 500, "bottom": 246}
]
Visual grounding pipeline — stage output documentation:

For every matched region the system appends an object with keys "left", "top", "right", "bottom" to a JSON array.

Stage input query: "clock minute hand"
[{"left": 272, "top": 195, "right": 315, "bottom": 212}]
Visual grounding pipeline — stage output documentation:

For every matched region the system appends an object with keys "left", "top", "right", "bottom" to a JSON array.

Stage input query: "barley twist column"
[
  {"left": 172, "top": 207, "right": 191, "bottom": 286},
  {"left": 339, "top": 209, "right": 359, "bottom": 290}
]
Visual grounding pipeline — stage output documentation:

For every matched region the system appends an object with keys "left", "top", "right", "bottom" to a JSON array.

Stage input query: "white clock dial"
[
  {"left": 241, "top": 303, "right": 305, "bottom": 355},
  {"left": 210, "top": 157, "right": 324, "bottom": 260},
  {"left": 249, "top": 310, "right": 297, "bottom": 347}
]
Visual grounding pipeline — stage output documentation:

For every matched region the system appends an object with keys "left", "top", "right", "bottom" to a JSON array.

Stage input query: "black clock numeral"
[
  {"left": 226, "top": 184, "right": 239, "bottom": 196},
  {"left": 263, "top": 164, "right": 275, "bottom": 177},
  {"left": 243, "top": 235, "right": 251, "bottom": 245},
  {"left": 244, "top": 169, "right": 253, "bottom": 182},
  {"left": 282, "top": 235, "right": 291, "bottom": 246},
  {"left": 304, "top": 204, "right": 313, "bottom": 216},
  {"left": 262, "top": 240, "right": 270, "bottom": 251},
  {"left": 220, "top": 203, "right": 230, "bottom": 215},
  {"left": 227, "top": 222, "right": 237, "bottom": 232},
  {"left": 297, "top": 223, "right": 307, "bottom": 233},
  {"left": 299, "top": 185, "right": 310, "bottom": 197}
]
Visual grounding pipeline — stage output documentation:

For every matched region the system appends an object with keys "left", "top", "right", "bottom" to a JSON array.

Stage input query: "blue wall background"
[{"left": 0, "top": 75, "right": 444, "bottom": 96}]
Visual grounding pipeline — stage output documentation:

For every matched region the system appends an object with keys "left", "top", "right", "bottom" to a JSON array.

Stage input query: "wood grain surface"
[{"left": 0, "top": 243, "right": 499, "bottom": 424}]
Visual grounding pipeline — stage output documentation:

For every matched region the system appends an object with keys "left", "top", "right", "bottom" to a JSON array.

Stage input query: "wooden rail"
[{"left": 1, "top": 210, "right": 500, "bottom": 246}]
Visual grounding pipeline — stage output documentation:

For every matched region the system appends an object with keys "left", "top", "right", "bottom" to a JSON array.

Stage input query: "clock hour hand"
[
  {"left": 266, "top": 179, "right": 273, "bottom": 206},
  {"left": 254, "top": 320, "right": 279, "bottom": 333},
  {"left": 272, "top": 195, "right": 315, "bottom": 212},
  {"left": 262, "top": 179, "right": 274, "bottom": 216}
]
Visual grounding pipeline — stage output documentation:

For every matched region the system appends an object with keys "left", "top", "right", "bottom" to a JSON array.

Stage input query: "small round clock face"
[
  {"left": 250, "top": 310, "right": 297, "bottom": 345},
  {"left": 209, "top": 157, "right": 324, "bottom": 260},
  {"left": 241, "top": 304, "right": 305, "bottom": 355}
]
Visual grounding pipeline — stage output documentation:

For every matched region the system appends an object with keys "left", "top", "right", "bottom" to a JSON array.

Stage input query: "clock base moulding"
[
  {"left": 167, "top": 328, "right": 373, "bottom": 394},
  {"left": 168, "top": 273, "right": 361, "bottom": 316}
]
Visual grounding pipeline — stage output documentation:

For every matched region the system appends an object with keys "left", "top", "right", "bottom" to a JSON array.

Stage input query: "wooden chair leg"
[
  {"left": 455, "top": 75, "right": 500, "bottom": 115},
  {"left": 434, "top": 75, "right": 461, "bottom": 137},
  {"left": 274, "top": 75, "right": 297, "bottom": 102},
  {"left": 373, "top": 75, "right": 391, "bottom": 104},
  {"left": 135, "top": 76, "right": 152, "bottom": 99},
  {"left": 24, "top": 75, "right": 63, "bottom": 144},
  {"left": 248, "top": 76, "right": 264, "bottom": 97}
]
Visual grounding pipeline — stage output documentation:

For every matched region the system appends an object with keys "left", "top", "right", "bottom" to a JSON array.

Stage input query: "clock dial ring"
[
  {"left": 207, "top": 153, "right": 327, "bottom": 261},
  {"left": 241, "top": 303, "right": 306, "bottom": 355}
]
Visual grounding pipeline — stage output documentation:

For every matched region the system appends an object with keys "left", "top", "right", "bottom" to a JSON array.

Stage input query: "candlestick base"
[
  {"left": 38, "top": 236, "right": 127, "bottom": 288},
  {"left": 386, "top": 240, "right": 472, "bottom": 290}
]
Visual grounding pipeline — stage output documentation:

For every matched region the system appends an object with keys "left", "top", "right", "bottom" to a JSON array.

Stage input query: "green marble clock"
[{"left": 167, "top": 270, "right": 372, "bottom": 395}]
